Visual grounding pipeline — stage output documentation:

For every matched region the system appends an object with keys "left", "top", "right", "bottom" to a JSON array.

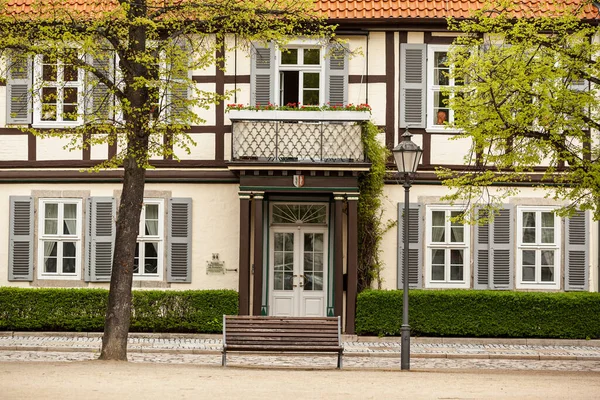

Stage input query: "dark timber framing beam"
[
  {"left": 345, "top": 194, "right": 359, "bottom": 334},
  {"left": 238, "top": 192, "right": 252, "bottom": 315},
  {"left": 252, "top": 192, "right": 265, "bottom": 316},
  {"left": 334, "top": 194, "right": 344, "bottom": 318}
]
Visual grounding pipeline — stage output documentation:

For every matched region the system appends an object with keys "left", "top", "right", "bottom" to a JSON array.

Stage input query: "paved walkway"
[{"left": 1, "top": 332, "right": 600, "bottom": 371}]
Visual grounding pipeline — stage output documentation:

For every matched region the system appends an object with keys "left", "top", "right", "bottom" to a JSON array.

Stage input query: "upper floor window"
[
  {"left": 7, "top": 45, "right": 189, "bottom": 127},
  {"left": 134, "top": 199, "right": 164, "bottom": 280},
  {"left": 399, "top": 42, "right": 462, "bottom": 132},
  {"left": 251, "top": 41, "right": 348, "bottom": 108},
  {"left": 425, "top": 206, "right": 470, "bottom": 288},
  {"left": 427, "top": 45, "right": 462, "bottom": 131},
  {"left": 279, "top": 47, "right": 322, "bottom": 106},
  {"left": 516, "top": 207, "right": 560, "bottom": 289},
  {"left": 33, "top": 51, "right": 84, "bottom": 127},
  {"left": 37, "top": 199, "right": 82, "bottom": 280}
]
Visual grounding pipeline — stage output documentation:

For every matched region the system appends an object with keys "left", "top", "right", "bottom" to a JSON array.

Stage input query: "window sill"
[
  {"left": 37, "top": 274, "right": 81, "bottom": 280},
  {"left": 516, "top": 282, "right": 560, "bottom": 290},
  {"left": 32, "top": 122, "right": 83, "bottom": 129},
  {"left": 133, "top": 275, "right": 163, "bottom": 281},
  {"left": 425, "top": 281, "right": 470, "bottom": 289},
  {"left": 227, "top": 109, "right": 371, "bottom": 122},
  {"left": 426, "top": 126, "right": 461, "bottom": 134}
]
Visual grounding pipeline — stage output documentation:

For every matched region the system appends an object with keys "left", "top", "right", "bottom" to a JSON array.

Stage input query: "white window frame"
[
  {"left": 425, "top": 205, "right": 470, "bottom": 288},
  {"left": 427, "top": 45, "right": 461, "bottom": 132},
  {"left": 275, "top": 40, "right": 326, "bottom": 107},
  {"left": 32, "top": 52, "right": 84, "bottom": 128},
  {"left": 134, "top": 198, "right": 165, "bottom": 281},
  {"left": 37, "top": 198, "right": 83, "bottom": 280},
  {"left": 516, "top": 206, "right": 561, "bottom": 289}
]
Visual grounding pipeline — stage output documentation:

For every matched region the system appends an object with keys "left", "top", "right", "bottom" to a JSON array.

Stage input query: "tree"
[
  {"left": 438, "top": 0, "right": 600, "bottom": 220},
  {"left": 0, "top": 0, "right": 330, "bottom": 360}
]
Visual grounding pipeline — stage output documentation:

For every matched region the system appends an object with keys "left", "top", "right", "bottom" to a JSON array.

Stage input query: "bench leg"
[{"left": 222, "top": 351, "right": 227, "bottom": 367}]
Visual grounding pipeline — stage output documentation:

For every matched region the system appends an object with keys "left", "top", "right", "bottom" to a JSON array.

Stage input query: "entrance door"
[{"left": 270, "top": 227, "right": 327, "bottom": 317}]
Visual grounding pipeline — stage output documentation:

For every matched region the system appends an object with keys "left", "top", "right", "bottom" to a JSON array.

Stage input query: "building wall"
[
  {"left": 1, "top": 182, "right": 240, "bottom": 290},
  {"left": 380, "top": 185, "right": 598, "bottom": 292}
]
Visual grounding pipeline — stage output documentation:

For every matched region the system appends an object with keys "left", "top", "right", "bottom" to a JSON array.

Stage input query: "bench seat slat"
[
  {"left": 225, "top": 345, "right": 342, "bottom": 352},
  {"left": 222, "top": 315, "right": 343, "bottom": 369}
]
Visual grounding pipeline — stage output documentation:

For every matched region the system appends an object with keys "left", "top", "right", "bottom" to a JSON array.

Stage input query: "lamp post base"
[{"left": 401, "top": 324, "right": 410, "bottom": 370}]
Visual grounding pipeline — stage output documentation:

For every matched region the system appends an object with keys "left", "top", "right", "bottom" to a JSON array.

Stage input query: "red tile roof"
[
  {"left": 3, "top": 0, "right": 599, "bottom": 20},
  {"left": 317, "top": 0, "right": 600, "bottom": 20}
]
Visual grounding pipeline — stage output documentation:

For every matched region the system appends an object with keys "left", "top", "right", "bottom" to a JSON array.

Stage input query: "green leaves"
[
  {"left": 356, "top": 289, "right": 600, "bottom": 339},
  {"left": 0, "top": 287, "right": 238, "bottom": 333},
  {"left": 441, "top": 3, "right": 600, "bottom": 220}
]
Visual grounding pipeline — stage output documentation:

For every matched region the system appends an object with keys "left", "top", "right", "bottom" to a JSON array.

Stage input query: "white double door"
[{"left": 270, "top": 226, "right": 327, "bottom": 317}]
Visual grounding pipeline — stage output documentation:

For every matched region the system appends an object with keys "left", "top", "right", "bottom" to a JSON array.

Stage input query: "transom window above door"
[{"left": 271, "top": 204, "right": 327, "bottom": 225}]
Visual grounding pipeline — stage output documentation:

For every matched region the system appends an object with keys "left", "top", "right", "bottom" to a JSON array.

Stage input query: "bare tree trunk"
[{"left": 99, "top": 136, "right": 147, "bottom": 361}]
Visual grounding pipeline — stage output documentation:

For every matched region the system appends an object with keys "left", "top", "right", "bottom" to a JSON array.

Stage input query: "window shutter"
[
  {"left": 473, "top": 208, "right": 490, "bottom": 289},
  {"left": 6, "top": 54, "right": 32, "bottom": 124},
  {"left": 400, "top": 44, "right": 426, "bottom": 129},
  {"left": 168, "top": 198, "right": 192, "bottom": 283},
  {"left": 9, "top": 196, "right": 33, "bottom": 281},
  {"left": 326, "top": 44, "right": 348, "bottom": 106},
  {"left": 86, "top": 51, "right": 115, "bottom": 123},
  {"left": 250, "top": 42, "right": 275, "bottom": 106},
  {"left": 490, "top": 207, "right": 513, "bottom": 290},
  {"left": 564, "top": 211, "right": 588, "bottom": 291},
  {"left": 168, "top": 39, "right": 191, "bottom": 123},
  {"left": 85, "top": 197, "right": 116, "bottom": 282},
  {"left": 397, "top": 203, "right": 422, "bottom": 289}
]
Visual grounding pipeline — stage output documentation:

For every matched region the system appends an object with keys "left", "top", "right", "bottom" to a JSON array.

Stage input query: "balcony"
[{"left": 229, "top": 110, "right": 370, "bottom": 164}]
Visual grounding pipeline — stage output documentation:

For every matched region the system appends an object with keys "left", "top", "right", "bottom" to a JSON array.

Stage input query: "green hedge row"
[
  {"left": 0, "top": 287, "right": 238, "bottom": 333},
  {"left": 356, "top": 290, "right": 600, "bottom": 339}
]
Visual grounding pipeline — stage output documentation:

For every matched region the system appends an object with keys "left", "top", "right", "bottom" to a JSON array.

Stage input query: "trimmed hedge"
[
  {"left": 0, "top": 287, "right": 238, "bottom": 333},
  {"left": 356, "top": 290, "right": 600, "bottom": 339}
]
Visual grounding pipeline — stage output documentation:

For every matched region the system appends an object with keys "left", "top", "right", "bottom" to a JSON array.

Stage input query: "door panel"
[{"left": 270, "top": 227, "right": 327, "bottom": 317}]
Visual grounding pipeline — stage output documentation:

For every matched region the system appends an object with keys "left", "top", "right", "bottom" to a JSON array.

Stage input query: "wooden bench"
[{"left": 222, "top": 315, "right": 343, "bottom": 368}]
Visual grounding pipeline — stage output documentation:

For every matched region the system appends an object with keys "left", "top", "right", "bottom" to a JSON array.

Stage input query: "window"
[
  {"left": 425, "top": 206, "right": 470, "bottom": 288},
  {"left": 399, "top": 42, "right": 462, "bottom": 131},
  {"left": 33, "top": 50, "right": 83, "bottom": 127},
  {"left": 134, "top": 199, "right": 164, "bottom": 280},
  {"left": 279, "top": 47, "right": 322, "bottom": 106},
  {"left": 427, "top": 45, "right": 461, "bottom": 130},
  {"left": 251, "top": 41, "right": 347, "bottom": 108},
  {"left": 516, "top": 207, "right": 560, "bottom": 289},
  {"left": 38, "top": 199, "right": 82, "bottom": 279}
]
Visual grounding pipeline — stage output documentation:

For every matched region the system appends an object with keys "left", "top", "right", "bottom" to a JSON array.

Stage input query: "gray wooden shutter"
[
  {"left": 473, "top": 208, "right": 490, "bottom": 289},
  {"left": 169, "top": 39, "right": 191, "bottom": 123},
  {"left": 250, "top": 42, "right": 275, "bottom": 106},
  {"left": 168, "top": 198, "right": 192, "bottom": 283},
  {"left": 326, "top": 44, "right": 348, "bottom": 106},
  {"left": 8, "top": 196, "right": 33, "bottom": 281},
  {"left": 490, "top": 207, "right": 513, "bottom": 289},
  {"left": 564, "top": 211, "right": 588, "bottom": 291},
  {"left": 85, "top": 197, "right": 116, "bottom": 282},
  {"left": 6, "top": 54, "right": 32, "bottom": 124},
  {"left": 399, "top": 44, "right": 426, "bottom": 128},
  {"left": 87, "top": 51, "right": 114, "bottom": 123},
  {"left": 397, "top": 203, "right": 422, "bottom": 289}
]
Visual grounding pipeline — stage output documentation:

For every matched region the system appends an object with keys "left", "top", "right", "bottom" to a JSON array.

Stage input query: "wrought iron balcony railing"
[{"left": 229, "top": 110, "right": 370, "bottom": 163}]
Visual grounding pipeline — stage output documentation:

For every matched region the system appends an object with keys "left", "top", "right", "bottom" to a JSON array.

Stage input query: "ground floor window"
[
  {"left": 134, "top": 199, "right": 164, "bottom": 280},
  {"left": 37, "top": 199, "right": 82, "bottom": 279},
  {"left": 516, "top": 207, "right": 560, "bottom": 289},
  {"left": 425, "top": 206, "right": 470, "bottom": 288}
]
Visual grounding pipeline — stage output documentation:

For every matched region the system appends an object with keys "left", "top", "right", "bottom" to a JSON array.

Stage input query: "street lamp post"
[{"left": 392, "top": 129, "right": 423, "bottom": 371}]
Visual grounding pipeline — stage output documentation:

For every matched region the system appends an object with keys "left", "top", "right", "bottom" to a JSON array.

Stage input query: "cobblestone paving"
[
  {"left": 1, "top": 333, "right": 600, "bottom": 371},
  {"left": 1, "top": 350, "right": 600, "bottom": 372}
]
